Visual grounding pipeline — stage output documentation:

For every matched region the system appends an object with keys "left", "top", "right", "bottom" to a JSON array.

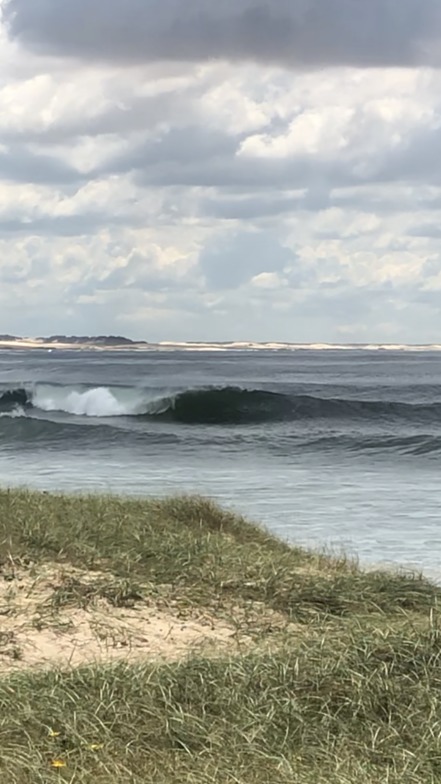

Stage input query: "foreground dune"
[{"left": 0, "top": 490, "right": 439, "bottom": 783}]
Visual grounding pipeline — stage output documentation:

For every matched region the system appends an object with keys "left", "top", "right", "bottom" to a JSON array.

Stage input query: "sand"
[{"left": 0, "top": 561, "right": 245, "bottom": 672}]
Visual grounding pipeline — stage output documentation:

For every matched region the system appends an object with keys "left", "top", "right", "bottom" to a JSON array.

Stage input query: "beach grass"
[{"left": 0, "top": 489, "right": 441, "bottom": 783}]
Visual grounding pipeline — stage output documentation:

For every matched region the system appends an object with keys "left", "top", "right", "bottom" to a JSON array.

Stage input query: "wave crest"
[
  {"left": 32, "top": 385, "right": 149, "bottom": 417},
  {"left": 2, "top": 383, "right": 441, "bottom": 424},
  {"left": 20, "top": 384, "right": 289, "bottom": 422}
]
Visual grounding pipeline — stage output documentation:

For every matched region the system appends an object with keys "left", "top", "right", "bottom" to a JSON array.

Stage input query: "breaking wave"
[{"left": 2, "top": 383, "right": 441, "bottom": 425}]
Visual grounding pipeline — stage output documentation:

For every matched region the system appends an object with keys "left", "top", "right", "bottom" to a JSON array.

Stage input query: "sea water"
[{"left": 1, "top": 347, "right": 441, "bottom": 576}]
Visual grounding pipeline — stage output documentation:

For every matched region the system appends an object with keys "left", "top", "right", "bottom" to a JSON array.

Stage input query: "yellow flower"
[
  {"left": 48, "top": 730, "right": 61, "bottom": 738},
  {"left": 88, "top": 743, "right": 104, "bottom": 751},
  {"left": 51, "top": 759, "right": 66, "bottom": 768}
]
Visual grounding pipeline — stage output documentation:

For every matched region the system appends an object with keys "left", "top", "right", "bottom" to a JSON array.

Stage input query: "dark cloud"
[
  {"left": 0, "top": 213, "right": 134, "bottom": 237},
  {"left": 0, "top": 145, "right": 82, "bottom": 185},
  {"left": 4, "top": 0, "right": 441, "bottom": 69},
  {"left": 201, "top": 190, "right": 332, "bottom": 220},
  {"left": 107, "top": 126, "right": 237, "bottom": 177},
  {"left": 376, "top": 126, "right": 441, "bottom": 186},
  {"left": 129, "top": 142, "right": 355, "bottom": 192},
  {"left": 100, "top": 122, "right": 441, "bottom": 194},
  {"left": 407, "top": 223, "right": 441, "bottom": 238},
  {"left": 201, "top": 194, "right": 302, "bottom": 220},
  {"left": 422, "top": 256, "right": 441, "bottom": 277}
]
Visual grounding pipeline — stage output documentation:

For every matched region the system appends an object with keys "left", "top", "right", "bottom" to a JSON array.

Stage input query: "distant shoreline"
[{"left": 1, "top": 337, "right": 441, "bottom": 352}]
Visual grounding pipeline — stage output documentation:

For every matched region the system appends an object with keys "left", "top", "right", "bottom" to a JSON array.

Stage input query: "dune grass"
[
  {"left": 0, "top": 489, "right": 435, "bottom": 620},
  {"left": 0, "top": 489, "right": 441, "bottom": 783}
]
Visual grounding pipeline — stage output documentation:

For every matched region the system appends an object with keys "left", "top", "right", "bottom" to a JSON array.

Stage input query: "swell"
[
  {"left": 297, "top": 434, "right": 441, "bottom": 456},
  {"left": 0, "top": 410, "right": 181, "bottom": 448},
  {"left": 2, "top": 384, "right": 441, "bottom": 425},
  {"left": 2, "top": 411, "right": 441, "bottom": 457}
]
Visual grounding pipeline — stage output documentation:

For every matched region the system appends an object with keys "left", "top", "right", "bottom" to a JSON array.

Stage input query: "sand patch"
[{"left": 0, "top": 561, "right": 249, "bottom": 672}]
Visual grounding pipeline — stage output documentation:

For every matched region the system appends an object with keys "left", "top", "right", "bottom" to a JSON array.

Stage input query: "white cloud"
[
  {"left": 251, "top": 272, "right": 284, "bottom": 289},
  {"left": 0, "top": 3, "right": 440, "bottom": 340}
]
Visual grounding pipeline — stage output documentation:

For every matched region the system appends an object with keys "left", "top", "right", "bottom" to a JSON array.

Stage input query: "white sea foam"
[
  {"left": 0, "top": 406, "right": 25, "bottom": 419},
  {"left": 32, "top": 385, "right": 157, "bottom": 417}
]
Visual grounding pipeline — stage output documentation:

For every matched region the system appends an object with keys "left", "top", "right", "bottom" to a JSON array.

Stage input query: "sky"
[{"left": 1, "top": 0, "right": 441, "bottom": 342}]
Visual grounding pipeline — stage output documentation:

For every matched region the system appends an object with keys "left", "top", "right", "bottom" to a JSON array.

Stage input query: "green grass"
[
  {"left": 0, "top": 489, "right": 436, "bottom": 620},
  {"left": 1, "top": 488, "right": 441, "bottom": 783}
]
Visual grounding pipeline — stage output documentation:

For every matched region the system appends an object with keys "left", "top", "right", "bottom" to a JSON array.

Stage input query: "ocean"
[{"left": 1, "top": 347, "right": 440, "bottom": 576}]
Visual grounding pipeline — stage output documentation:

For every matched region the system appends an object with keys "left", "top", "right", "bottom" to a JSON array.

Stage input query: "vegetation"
[{"left": 0, "top": 489, "right": 440, "bottom": 783}]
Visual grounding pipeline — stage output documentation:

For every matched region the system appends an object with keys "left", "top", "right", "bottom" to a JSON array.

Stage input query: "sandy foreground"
[
  {"left": 0, "top": 562, "right": 237, "bottom": 671},
  {"left": 0, "top": 560, "right": 294, "bottom": 673}
]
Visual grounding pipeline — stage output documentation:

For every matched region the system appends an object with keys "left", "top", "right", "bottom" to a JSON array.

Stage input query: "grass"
[
  {"left": 0, "top": 488, "right": 441, "bottom": 782},
  {"left": 0, "top": 489, "right": 435, "bottom": 620}
]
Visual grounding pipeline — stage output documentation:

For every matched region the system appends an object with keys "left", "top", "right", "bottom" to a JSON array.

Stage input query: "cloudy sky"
[{"left": 1, "top": 0, "right": 441, "bottom": 342}]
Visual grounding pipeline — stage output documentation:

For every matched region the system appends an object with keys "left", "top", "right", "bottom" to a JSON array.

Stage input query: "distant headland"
[{"left": 0, "top": 334, "right": 148, "bottom": 350}]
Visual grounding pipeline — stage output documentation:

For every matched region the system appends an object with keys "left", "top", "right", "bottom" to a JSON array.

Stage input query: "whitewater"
[{"left": 1, "top": 346, "right": 441, "bottom": 577}]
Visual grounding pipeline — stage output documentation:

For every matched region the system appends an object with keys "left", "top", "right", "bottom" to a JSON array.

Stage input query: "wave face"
[
  {"left": 3, "top": 383, "right": 441, "bottom": 425},
  {"left": 0, "top": 388, "right": 28, "bottom": 408},
  {"left": 0, "top": 385, "right": 290, "bottom": 423}
]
